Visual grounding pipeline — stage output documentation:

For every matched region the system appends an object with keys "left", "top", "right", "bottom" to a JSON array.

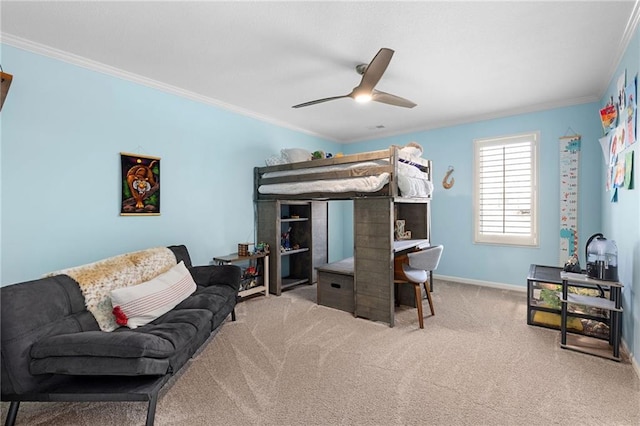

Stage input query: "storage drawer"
[{"left": 317, "top": 271, "right": 354, "bottom": 313}]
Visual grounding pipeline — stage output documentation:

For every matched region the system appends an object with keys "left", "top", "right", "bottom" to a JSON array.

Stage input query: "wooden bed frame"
[
  {"left": 254, "top": 147, "right": 433, "bottom": 326},
  {"left": 254, "top": 147, "right": 432, "bottom": 202}
]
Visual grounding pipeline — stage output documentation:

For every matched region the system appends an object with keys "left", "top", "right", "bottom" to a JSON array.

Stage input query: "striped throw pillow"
[{"left": 111, "top": 261, "right": 196, "bottom": 329}]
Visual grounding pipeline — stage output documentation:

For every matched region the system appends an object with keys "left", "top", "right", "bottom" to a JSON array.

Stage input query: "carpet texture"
[{"left": 3, "top": 280, "right": 639, "bottom": 425}]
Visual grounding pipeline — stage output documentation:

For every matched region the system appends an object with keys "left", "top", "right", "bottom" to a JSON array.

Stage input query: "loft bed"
[
  {"left": 254, "top": 146, "right": 434, "bottom": 327},
  {"left": 253, "top": 146, "right": 433, "bottom": 202}
]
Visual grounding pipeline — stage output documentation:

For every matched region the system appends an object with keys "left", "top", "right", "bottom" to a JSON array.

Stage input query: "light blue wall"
[
  {"left": 327, "top": 200, "right": 350, "bottom": 263},
  {"left": 599, "top": 25, "right": 639, "bottom": 359},
  {"left": 343, "top": 103, "right": 603, "bottom": 288},
  {"left": 0, "top": 45, "right": 341, "bottom": 285}
]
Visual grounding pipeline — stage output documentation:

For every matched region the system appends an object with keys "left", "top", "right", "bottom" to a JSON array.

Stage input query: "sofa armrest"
[{"left": 189, "top": 265, "right": 241, "bottom": 291}]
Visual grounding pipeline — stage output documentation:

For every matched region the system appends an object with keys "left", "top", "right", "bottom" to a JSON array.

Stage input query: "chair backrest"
[{"left": 407, "top": 245, "right": 443, "bottom": 271}]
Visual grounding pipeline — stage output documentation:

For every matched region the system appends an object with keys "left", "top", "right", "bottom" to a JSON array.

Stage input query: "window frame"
[{"left": 473, "top": 131, "right": 539, "bottom": 247}]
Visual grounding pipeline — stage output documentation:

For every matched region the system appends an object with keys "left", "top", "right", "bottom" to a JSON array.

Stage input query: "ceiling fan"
[{"left": 292, "top": 48, "right": 417, "bottom": 109}]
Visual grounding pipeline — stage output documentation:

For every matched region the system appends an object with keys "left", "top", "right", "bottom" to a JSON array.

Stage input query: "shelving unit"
[
  {"left": 256, "top": 200, "right": 327, "bottom": 296},
  {"left": 526, "top": 264, "right": 611, "bottom": 340},
  {"left": 559, "top": 271, "right": 623, "bottom": 361},
  {"left": 213, "top": 251, "right": 269, "bottom": 299}
]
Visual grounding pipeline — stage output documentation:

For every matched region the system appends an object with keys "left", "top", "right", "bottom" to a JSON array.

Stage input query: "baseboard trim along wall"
[
  {"left": 434, "top": 274, "right": 526, "bottom": 293},
  {"left": 622, "top": 340, "right": 640, "bottom": 380},
  {"left": 437, "top": 274, "right": 638, "bottom": 379}
]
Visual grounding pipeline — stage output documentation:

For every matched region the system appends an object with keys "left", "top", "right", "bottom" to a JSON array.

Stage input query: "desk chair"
[{"left": 394, "top": 245, "right": 444, "bottom": 329}]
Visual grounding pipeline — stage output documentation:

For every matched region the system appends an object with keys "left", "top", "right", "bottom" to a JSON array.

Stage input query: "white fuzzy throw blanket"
[{"left": 45, "top": 247, "right": 177, "bottom": 331}]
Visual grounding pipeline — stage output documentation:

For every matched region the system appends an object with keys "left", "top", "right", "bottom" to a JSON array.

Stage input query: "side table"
[
  {"left": 559, "top": 272, "right": 623, "bottom": 361},
  {"left": 213, "top": 252, "right": 270, "bottom": 299}
]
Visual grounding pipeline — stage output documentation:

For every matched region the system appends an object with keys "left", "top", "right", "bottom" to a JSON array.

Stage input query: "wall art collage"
[{"left": 599, "top": 70, "right": 636, "bottom": 202}]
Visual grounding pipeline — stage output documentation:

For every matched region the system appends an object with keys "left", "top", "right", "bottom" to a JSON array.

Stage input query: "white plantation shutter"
[{"left": 474, "top": 132, "right": 538, "bottom": 246}]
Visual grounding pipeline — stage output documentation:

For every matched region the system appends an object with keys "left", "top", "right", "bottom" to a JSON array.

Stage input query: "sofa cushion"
[
  {"left": 1, "top": 275, "right": 100, "bottom": 395},
  {"left": 30, "top": 309, "right": 212, "bottom": 376},
  {"left": 111, "top": 261, "right": 197, "bottom": 329},
  {"left": 188, "top": 264, "right": 241, "bottom": 290},
  {"left": 175, "top": 283, "right": 238, "bottom": 329},
  {"left": 29, "top": 356, "right": 171, "bottom": 376}
]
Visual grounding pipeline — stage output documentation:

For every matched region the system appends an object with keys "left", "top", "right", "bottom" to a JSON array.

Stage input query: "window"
[{"left": 473, "top": 131, "right": 538, "bottom": 246}]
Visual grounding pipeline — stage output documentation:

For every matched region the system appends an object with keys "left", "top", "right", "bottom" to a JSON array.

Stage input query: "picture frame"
[{"left": 120, "top": 152, "right": 161, "bottom": 216}]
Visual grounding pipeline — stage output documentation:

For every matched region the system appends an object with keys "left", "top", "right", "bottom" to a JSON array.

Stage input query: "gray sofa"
[{"left": 1, "top": 245, "right": 240, "bottom": 426}]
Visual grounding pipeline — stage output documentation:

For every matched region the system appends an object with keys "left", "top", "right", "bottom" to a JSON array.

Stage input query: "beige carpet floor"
[{"left": 3, "top": 280, "right": 640, "bottom": 425}]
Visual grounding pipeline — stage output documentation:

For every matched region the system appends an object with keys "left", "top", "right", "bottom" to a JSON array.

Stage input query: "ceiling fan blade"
[
  {"left": 372, "top": 90, "right": 417, "bottom": 108},
  {"left": 357, "top": 48, "right": 394, "bottom": 93},
  {"left": 292, "top": 94, "right": 350, "bottom": 108}
]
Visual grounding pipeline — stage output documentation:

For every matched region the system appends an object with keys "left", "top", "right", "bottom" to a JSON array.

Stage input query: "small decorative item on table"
[
  {"left": 563, "top": 254, "right": 581, "bottom": 273},
  {"left": 394, "top": 220, "right": 412, "bottom": 240},
  {"left": 255, "top": 242, "right": 270, "bottom": 254},
  {"left": 238, "top": 243, "right": 253, "bottom": 257}
]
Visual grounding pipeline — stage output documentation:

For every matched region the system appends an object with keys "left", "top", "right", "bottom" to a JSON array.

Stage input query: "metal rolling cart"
[{"left": 559, "top": 271, "right": 623, "bottom": 361}]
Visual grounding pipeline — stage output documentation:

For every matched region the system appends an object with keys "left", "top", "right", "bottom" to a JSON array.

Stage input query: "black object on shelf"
[{"left": 585, "top": 233, "right": 619, "bottom": 282}]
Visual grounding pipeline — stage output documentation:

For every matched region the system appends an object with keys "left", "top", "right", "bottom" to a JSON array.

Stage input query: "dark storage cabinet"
[{"left": 527, "top": 264, "right": 610, "bottom": 340}]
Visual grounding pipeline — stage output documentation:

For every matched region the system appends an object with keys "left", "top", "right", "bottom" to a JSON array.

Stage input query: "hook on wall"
[
  {"left": 0, "top": 64, "right": 13, "bottom": 112},
  {"left": 442, "top": 166, "right": 455, "bottom": 189}
]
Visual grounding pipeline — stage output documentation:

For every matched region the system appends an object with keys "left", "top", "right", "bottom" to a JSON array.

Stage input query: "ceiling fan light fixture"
[
  {"left": 292, "top": 48, "right": 416, "bottom": 109},
  {"left": 354, "top": 91, "right": 372, "bottom": 103}
]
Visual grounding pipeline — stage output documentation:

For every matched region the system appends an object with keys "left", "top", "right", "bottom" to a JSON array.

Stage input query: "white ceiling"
[{"left": 1, "top": 1, "right": 639, "bottom": 143}]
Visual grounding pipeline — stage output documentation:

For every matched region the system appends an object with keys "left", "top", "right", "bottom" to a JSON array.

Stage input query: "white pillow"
[
  {"left": 111, "top": 261, "right": 197, "bottom": 329},
  {"left": 265, "top": 154, "right": 285, "bottom": 166},
  {"left": 399, "top": 145, "right": 423, "bottom": 158},
  {"left": 281, "top": 148, "right": 311, "bottom": 163}
]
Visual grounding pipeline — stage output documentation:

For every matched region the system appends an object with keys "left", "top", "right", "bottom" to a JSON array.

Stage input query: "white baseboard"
[
  {"left": 437, "top": 274, "right": 639, "bottom": 378},
  {"left": 434, "top": 274, "right": 526, "bottom": 293},
  {"left": 622, "top": 339, "right": 639, "bottom": 379}
]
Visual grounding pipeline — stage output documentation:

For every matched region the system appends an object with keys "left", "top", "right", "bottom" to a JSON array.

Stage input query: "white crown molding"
[
  {"left": 598, "top": 0, "right": 640, "bottom": 100},
  {"left": 345, "top": 95, "right": 599, "bottom": 144},
  {"left": 441, "top": 272, "right": 639, "bottom": 374},
  {"left": 2, "top": 0, "right": 637, "bottom": 146},
  {"left": 0, "top": 32, "right": 602, "bottom": 146},
  {"left": 0, "top": 33, "right": 338, "bottom": 143}
]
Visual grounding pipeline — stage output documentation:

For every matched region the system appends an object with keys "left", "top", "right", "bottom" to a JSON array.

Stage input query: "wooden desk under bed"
[{"left": 316, "top": 239, "right": 430, "bottom": 321}]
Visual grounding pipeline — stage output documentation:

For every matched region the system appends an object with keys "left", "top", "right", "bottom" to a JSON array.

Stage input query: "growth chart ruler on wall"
[{"left": 559, "top": 135, "right": 581, "bottom": 265}]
